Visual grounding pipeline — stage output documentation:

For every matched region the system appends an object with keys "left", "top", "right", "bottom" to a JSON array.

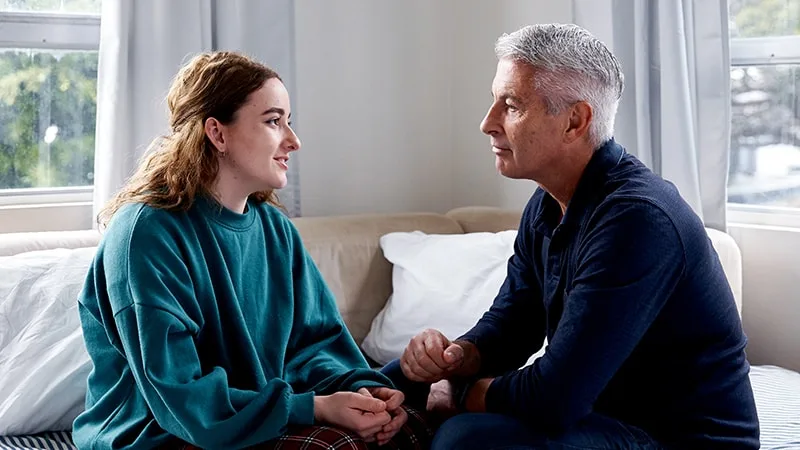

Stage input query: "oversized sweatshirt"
[{"left": 72, "top": 196, "right": 392, "bottom": 449}]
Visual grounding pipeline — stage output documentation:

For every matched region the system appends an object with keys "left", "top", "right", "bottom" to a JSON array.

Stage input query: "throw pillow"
[
  {"left": 0, "top": 247, "right": 95, "bottom": 435},
  {"left": 361, "top": 230, "right": 545, "bottom": 366}
]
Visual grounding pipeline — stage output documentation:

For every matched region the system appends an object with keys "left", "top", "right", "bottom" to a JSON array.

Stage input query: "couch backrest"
[
  {"left": 293, "top": 207, "right": 523, "bottom": 342},
  {"left": 445, "top": 206, "right": 523, "bottom": 233}
]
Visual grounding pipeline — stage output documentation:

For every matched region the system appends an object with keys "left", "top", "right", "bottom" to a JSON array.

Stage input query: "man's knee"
[
  {"left": 431, "top": 415, "right": 481, "bottom": 450},
  {"left": 431, "top": 413, "right": 539, "bottom": 450}
]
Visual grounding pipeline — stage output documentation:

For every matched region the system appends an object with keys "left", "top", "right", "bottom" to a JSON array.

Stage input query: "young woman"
[{"left": 72, "top": 51, "right": 429, "bottom": 450}]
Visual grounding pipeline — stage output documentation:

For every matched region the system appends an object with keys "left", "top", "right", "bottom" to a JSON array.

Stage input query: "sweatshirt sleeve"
[
  {"left": 282, "top": 220, "right": 394, "bottom": 395},
  {"left": 110, "top": 214, "right": 314, "bottom": 449},
  {"left": 484, "top": 200, "right": 685, "bottom": 432},
  {"left": 458, "top": 202, "right": 548, "bottom": 376}
]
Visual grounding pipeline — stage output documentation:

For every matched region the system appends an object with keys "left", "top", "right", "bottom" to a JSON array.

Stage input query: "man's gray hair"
[{"left": 495, "top": 24, "right": 624, "bottom": 149}]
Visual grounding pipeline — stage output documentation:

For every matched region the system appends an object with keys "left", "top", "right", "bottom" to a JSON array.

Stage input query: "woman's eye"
[{"left": 267, "top": 118, "right": 280, "bottom": 126}]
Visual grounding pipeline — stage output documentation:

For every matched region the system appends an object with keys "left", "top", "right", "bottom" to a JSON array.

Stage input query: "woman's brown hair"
[{"left": 97, "top": 51, "right": 282, "bottom": 228}]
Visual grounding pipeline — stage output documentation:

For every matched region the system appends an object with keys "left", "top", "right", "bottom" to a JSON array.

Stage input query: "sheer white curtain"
[
  {"left": 92, "top": 0, "right": 300, "bottom": 223},
  {"left": 573, "top": 0, "right": 731, "bottom": 231}
]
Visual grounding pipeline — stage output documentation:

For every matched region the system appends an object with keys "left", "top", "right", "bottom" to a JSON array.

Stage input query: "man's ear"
[
  {"left": 204, "top": 117, "right": 225, "bottom": 152},
  {"left": 564, "top": 101, "right": 593, "bottom": 145}
]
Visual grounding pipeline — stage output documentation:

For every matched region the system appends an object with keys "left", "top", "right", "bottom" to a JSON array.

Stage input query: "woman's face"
[{"left": 209, "top": 78, "right": 300, "bottom": 195}]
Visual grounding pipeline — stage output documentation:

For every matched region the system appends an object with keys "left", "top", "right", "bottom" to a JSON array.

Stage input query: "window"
[
  {"left": 728, "top": 0, "right": 800, "bottom": 211},
  {"left": 0, "top": 0, "right": 100, "bottom": 206}
]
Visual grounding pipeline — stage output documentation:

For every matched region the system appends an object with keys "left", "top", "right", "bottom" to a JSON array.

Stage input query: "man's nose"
[{"left": 480, "top": 108, "right": 498, "bottom": 136}]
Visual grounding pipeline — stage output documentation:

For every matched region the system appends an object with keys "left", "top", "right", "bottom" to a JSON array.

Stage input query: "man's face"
[{"left": 480, "top": 58, "right": 568, "bottom": 181}]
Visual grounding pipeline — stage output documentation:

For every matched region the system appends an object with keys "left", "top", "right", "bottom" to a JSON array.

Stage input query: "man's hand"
[
  {"left": 426, "top": 379, "right": 458, "bottom": 421},
  {"left": 313, "top": 392, "right": 391, "bottom": 440},
  {"left": 400, "top": 329, "right": 465, "bottom": 382},
  {"left": 358, "top": 387, "right": 408, "bottom": 445}
]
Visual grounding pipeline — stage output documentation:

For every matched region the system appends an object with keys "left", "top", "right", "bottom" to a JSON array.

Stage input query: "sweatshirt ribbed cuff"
[{"left": 289, "top": 391, "right": 315, "bottom": 425}]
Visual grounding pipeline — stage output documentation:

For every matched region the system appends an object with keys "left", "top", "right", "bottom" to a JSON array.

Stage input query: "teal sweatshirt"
[{"left": 72, "top": 197, "right": 392, "bottom": 449}]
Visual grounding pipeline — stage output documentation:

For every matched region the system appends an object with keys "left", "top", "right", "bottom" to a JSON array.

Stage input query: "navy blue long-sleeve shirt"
[{"left": 459, "top": 139, "right": 759, "bottom": 449}]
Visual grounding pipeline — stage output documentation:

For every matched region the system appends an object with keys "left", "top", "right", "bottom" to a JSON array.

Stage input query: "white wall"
[
  {"left": 0, "top": 203, "right": 92, "bottom": 233},
  {"left": 294, "top": 0, "right": 570, "bottom": 217},
  {"left": 294, "top": 0, "right": 455, "bottom": 217},
  {"left": 729, "top": 224, "right": 800, "bottom": 372}
]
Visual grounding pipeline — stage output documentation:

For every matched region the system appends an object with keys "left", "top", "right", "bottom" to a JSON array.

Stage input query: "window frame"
[
  {"left": 0, "top": 10, "right": 100, "bottom": 211},
  {"left": 727, "top": 32, "right": 800, "bottom": 227},
  {"left": 730, "top": 35, "right": 800, "bottom": 66}
]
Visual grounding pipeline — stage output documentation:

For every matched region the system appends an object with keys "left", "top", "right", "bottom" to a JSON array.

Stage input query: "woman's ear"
[{"left": 204, "top": 117, "right": 225, "bottom": 152}]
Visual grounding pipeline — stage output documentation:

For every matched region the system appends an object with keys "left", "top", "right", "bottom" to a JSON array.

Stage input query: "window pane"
[
  {"left": 729, "top": 65, "right": 800, "bottom": 205},
  {"left": 0, "top": 0, "right": 100, "bottom": 14},
  {"left": 0, "top": 49, "right": 97, "bottom": 189},
  {"left": 729, "top": 0, "right": 800, "bottom": 38}
]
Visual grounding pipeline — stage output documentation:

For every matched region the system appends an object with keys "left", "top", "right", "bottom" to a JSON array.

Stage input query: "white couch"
[{"left": 0, "top": 207, "right": 797, "bottom": 449}]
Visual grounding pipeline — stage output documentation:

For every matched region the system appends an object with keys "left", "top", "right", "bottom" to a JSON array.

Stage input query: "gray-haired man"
[{"left": 382, "top": 23, "right": 759, "bottom": 449}]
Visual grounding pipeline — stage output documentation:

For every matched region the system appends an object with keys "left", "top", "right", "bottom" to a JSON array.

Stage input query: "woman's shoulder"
[
  {"left": 101, "top": 202, "right": 190, "bottom": 253},
  {"left": 111, "top": 201, "right": 186, "bottom": 231}
]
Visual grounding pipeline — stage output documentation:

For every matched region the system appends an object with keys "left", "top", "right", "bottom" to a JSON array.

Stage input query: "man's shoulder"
[
  {"left": 607, "top": 155, "right": 675, "bottom": 199},
  {"left": 586, "top": 179, "right": 707, "bottom": 255},
  {"left": 604, "top": 155, "right": 701, "bottom": 226}
]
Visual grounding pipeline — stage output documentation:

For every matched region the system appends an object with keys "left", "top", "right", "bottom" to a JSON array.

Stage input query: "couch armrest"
[{"left": 705, "top": 228, "right": 743, "bottom": 317}]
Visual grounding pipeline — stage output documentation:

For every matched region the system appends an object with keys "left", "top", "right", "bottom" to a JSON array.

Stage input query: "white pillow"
[
  {"left": 362, "top": 230, "right": 523, "bottom": 365},
  {"left": 0, "top": 247, "right": 95, "bottom": 435}
]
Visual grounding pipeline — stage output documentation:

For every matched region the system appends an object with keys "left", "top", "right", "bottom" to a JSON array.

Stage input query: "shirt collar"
[{"left": 532, "top": 138, "right": 625, "bottom": 237}]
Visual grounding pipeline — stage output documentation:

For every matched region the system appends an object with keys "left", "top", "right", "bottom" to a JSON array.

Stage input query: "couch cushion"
[{"left": 291, "top": 213, "right": 464, "bottom": 344}]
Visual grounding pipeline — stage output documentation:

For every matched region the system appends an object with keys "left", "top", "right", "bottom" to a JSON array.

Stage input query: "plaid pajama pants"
[{"left": 182, "top": 406, "right": 432, "bottom": 450}]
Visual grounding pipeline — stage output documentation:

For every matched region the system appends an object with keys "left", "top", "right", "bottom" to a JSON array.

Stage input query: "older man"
[{"left": 382, "top": 23, "right": 759, "bottom": 449}]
